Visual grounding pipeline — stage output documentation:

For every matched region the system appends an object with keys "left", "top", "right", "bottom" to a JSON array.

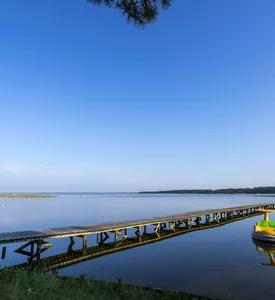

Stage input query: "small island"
[
  {"left": 0, "top": 194, "right": 56, "bottom": 198},
  {"left": 138, "top": 186, "right": 275, "bottom": 195}
]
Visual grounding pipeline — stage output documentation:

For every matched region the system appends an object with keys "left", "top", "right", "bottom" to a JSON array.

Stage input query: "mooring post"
[{"left": 1, "top": 247, "right": 6, "bottom": 260}]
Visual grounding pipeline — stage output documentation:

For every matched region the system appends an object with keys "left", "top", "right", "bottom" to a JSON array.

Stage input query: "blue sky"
[{"left": 0, "top": 0, "right": 275, "bottom": 192}]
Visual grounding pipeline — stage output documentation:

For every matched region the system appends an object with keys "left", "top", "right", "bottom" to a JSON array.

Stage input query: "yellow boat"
[{"left": 252, "top": 209, "right": 275, "bottom": 242}]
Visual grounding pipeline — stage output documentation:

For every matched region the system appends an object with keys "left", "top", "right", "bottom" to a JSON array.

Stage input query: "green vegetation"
[
  {"left": 87, "top": 0, "right": 172, "bottom": 27},
  {"left": 139, "top": 186, "right": 275, "bottom": 194},
  {"left": 0, "top": 268, "right": 216, "bottom": 300},
  {"left": 0, "top": 194, "right": 56, "bottom": 198}
]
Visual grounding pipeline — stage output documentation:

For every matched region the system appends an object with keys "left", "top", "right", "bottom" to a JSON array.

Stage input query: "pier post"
[
  {"left": 195, "top": 217, "right": 201, "bottom": 227},
  {"left": 170, "top": 221, "right": 175, "bottom": 232},
  {"left": 114, "top": 232, "right": 117, "bottom": 245},
  {"left": 175, "top": 221, "right": 181, "bottom": 228},
  {"left": 30, "top": 241, "right": 34, "bottom": 261},
  {"left": 99, "top": 232, "right": 109, "bottom": 244},
  {"left": 82, "top": 235, "right": 87, "bottom": 253},
  {"left": 36, "top": 240, "right": 42, "bottom": 261},
  {"left": 135, "top": 227, "right": 142, "bottom": 242},
  {"left": 143, "top": 225, "right": 147, "bottom": 235},
  {"left": 67, "top": 237, "right": 75, "bottom": 253},
  {"left": 154, "top": 223, "right": 160, "bottom": 237},
  {"left": 161, "top": 223, "right": 167, "bottom": 230}
]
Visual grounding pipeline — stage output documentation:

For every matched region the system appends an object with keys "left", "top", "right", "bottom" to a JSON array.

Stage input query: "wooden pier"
[{"left": 1, "top": 202, "right": 274, "bottom": 266}]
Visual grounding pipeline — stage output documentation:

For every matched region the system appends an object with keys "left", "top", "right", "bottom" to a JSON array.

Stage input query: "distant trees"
[
  {"left": 138, "top": 187, "right": 275, "bottom": 194},
  {"left": 87, "top": 0, "right": 172, "bottom": 26}
]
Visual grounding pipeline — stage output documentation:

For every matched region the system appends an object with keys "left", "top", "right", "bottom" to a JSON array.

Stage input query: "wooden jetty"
[
  {"left": 15, "top": 210, "right": 267, "bottom": 270},
  {"left": 1, "top": 202, "right": 275, "bottom": 264}
]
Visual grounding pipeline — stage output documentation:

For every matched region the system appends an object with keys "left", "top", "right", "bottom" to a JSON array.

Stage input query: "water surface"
[{"left": 0, "top": 193, "right": 275, "bottom": 299}]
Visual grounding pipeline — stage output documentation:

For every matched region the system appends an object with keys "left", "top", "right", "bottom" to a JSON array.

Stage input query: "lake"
[{"left": 1, "top": 193, "right": 275, "bottom": 299}]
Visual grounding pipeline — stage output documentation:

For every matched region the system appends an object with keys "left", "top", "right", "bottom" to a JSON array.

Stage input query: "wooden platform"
[
  {"left": 0, "top": 202, "right": 274, "bottom": 245},
  {"left": 16, "top": 212, "right": 263, "bottom": 270}
]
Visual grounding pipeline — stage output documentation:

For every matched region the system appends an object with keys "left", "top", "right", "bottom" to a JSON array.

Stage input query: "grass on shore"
[
  {"left": 0, "top": 268, "right": 217, "bottom": 300},
  {"left": 0, "top": 194, "right": 56, "bottom": 198}
]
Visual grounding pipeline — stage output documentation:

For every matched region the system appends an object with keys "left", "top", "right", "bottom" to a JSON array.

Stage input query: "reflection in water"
[
  {"left": 253, "top": 238, "right": 275, "bottom": 267},
  {"left": 2, "top": 194, "right": 275, "bottom": 300},
  {"left": 11, "top": 212, "right": 263, "bottom": 270}
]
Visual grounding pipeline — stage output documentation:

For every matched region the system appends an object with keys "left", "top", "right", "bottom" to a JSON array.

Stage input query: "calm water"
[{"left": 1, "top": 193, "right": 275, "bottom": 299}]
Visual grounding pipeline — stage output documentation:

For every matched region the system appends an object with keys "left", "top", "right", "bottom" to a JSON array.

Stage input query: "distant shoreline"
[
  {"left": 138, "top": 186, "right": 275, "bottom": 195},
  {"left": 0, "top": 194, "right": 56, "bottom": 198}
]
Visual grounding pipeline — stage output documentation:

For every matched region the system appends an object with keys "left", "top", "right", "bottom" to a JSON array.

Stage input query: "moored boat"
[{"left": 252, "top": 209, "right": 275, "bottom": 242}]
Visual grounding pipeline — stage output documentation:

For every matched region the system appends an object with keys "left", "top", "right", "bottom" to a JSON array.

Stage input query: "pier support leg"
[
  {"left": 36, "top": 241, "right": 42, "bottom": 261},
  {"left": 154, "top": 223, "right": 160, "bottom": 237},
  {"left": 114, "top": 232, "right": 117, "bottom": 247},
  {"left": 114, "top": 230, "right": 128, "bottom": 247},
  {"left": 67, "top": 237, "right": 75, "bottom": 253},
  {"left": 76, "top": 235, "right": 88, "bottom": 254},
  {"left": 170, "top": 222, "right": 175, "bottom": 232},
  {"left": 15, "top": 240, "right": 52, "bottom": 262},
  {"left": 99, "top": 232, "right": 109, "bottom": 244},
  {"left": 213, "top": 213, "right": 220, "bottom": 223},
  {"left": 30, "top": 242, "right": 34, "bottom": 261},
  {"left": 135, "top": 227, "right": 142, "bottom": 242},
  {"left": 184, "top": 219, "right": 192, "bottom": 228},
  {"left": 81, "top": 235, "right": 87, "bottom": 253},
  {"left": 143, "top": 225, "right": 147, "bottom": 236},
  {"left": 161, "top": 223, "right": 167, "bottom": 230},
  {"left": 195, "top": 217, "right": 201, "bottom": 227}
]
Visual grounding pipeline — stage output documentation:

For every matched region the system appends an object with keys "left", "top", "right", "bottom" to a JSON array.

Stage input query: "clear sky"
[{"left": 0, "top": 0, "right": 275, "bottom": 192}]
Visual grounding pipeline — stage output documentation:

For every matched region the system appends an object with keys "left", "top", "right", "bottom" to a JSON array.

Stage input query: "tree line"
[{"left": 138, "top": 186, "right": 275, "bottom": 194}]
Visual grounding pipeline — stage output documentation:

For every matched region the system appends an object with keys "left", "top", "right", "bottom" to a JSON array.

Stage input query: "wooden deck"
[
  {"left": 0, "top": 202, "right": 274, "bottom": 245},
  {"left": 14, "top": 211, "right": 265, "bottom": 270}
]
